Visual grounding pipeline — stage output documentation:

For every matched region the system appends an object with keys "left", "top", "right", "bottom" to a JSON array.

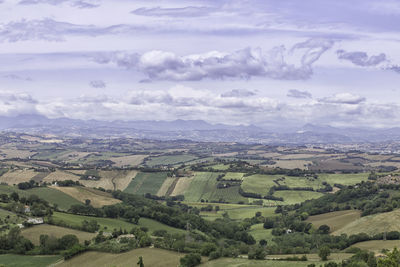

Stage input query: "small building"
[
  {"left": 24, "top": 205, "right": 30, "bottom": 213},
  {"left": 27, "top": 217, "right": 44, "bottom": 225}
]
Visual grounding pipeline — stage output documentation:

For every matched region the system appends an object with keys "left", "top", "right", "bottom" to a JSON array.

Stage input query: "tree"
[
  {"left": 318, "top": 224, "right": 331, "bottom": 234},
  {"left": 378, "top": 247, "right": 400, "bottom": 267},
  {"left": 85, "top": 199, "right": 91, "bottom": 206},
  {"left": 248, "top": 246, "right": 266, "bottom": 260},
  {"left": 59, "top": 235, "right": 79, "bottom": 250},
  {"left": 259, "top": 239, "right": 267, "bottom": 246},
  {"left": 10, "top": 192, "right": 19, "bottom": 202},
  {"left": 319, "top": 246, "right": 331, "bottom": 261},
  {"left": 137, "top": 256, "right": 144, "bottom": 267},
  {"left": 180, "top": 253, "right": 201, "bottom": 267}
]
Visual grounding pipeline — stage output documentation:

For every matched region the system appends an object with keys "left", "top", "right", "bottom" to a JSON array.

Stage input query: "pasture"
[
  {"left": 306, "top": 210, "right": 361, "bottom": 232},
  {"left": 124, "top": 172, "right": 168, "bottom": 195},
  {"left": 0, "top": 254, "right": 61, "bottom": 267},
  {"left": 334, "top": 209, "right": 400, "bottom": 236},
  {"left": 223, "top": 172, "right": 245, "bottom": 180},
  {"left": 110, "top": 154, "right": 147, "bottom": 167},
  {"left": 58, "top": 248, "right": 184, "bottom": 267},
  {"left": 249, "top": 224, "right": 274, "bottom": 243},
  {"left": 52, "top": 186, "right": 121, "bottom": 208},
  {"left": 351, "top": 240, "right": 400, "bottom": 253},
  {"left": 241, "top": 174, "right": 276, "bottom": 195},
  {"left": 27, "top": 187, "right": 82, "bottom": 210},
  {"left": 21, "top": 224, "right": 96, "bottom": 245},
  {"left": 273, "top": 190, "right": 324, "bottom": 205},
  {"left": 318, "top": 173, "right": 368, "bottom": 186}
]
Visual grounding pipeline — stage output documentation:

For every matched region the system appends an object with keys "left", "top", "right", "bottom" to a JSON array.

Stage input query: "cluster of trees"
[
  {"left": 17, "top": 180, "right": 38, "bottom": 190},
  {"left": 2, "top": 192, "right": 52, "bottom": 217},
  {"left": 0, "top": 227, "right": 33, "bottom": 254}
]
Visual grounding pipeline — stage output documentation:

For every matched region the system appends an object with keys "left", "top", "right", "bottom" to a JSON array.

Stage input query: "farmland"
[
  {"left": 306, "top": 210, "right": 361, "bottom": 232},
  {"left": 124, "top": 172, "right": 168, "bottom": 195},
  {"left": 52, "top": 186, "right": 121, "bottom": 208},
  {"left": 333, "top": 209, "right": 400, "bottom": 236},
  {"left": 21, "top": 224, "right": 96, "bottom": 245},
  {"left": 58, "top": 248, "right": 185, "bottom": 267},
  {"left": 183, "top": 172, "right": 220, "bottom": 202},
  {"left": 0, "top": 254, "right": 61, "bottom": 267},
  {"left": 26, "top": 187, "right": 82, "bottom": 210},
  {"left": 273, "top": 190, "right": 324, "bottom": 205},
  {"left": 144, "top": 154, "right": 198, "bottom": 167}
]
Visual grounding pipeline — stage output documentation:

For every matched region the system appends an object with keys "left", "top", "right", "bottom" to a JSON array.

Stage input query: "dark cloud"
[
  {"left": 221, "top": 89, "right": 256, "bottom": 98},
  {"left": 319, "top": 93, "right": 366, "bottom": 104},
  {"left": 89, "top": 80, "right": 106, "bottom": 88},
  {"left": 131, "top": 6, "right": 214, "bottom": 17},
  {"left": 287, "top": 89, "right": 312, "bottom": 99},
  {"left": 386, "top": 65, "right": 400, "bottom": 73},
  {"left": 92, "top": 38, "right": 334, "bottom": 81},
  {"left": 336, "top": 50, "right": 387, "bottom": 66}
]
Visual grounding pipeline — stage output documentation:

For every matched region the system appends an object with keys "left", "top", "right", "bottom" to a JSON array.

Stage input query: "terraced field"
[{"left": 124, "top": 172, "right": 168, "bottom": 195}]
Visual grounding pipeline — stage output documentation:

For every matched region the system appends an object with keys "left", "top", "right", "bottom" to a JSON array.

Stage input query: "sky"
[{"left": 1, "top": 0, "right": 400, "bottom": 128}]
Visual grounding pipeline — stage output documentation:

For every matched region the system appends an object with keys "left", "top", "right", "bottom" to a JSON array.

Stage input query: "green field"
[
  {"left": 334, "top": 208, "right": 400, "bottom": 236},
  {"left": 21, "top": 224, "right": 96, "bottom": 245},
  {"left": 183, "top": 172, "right": 220, "bottom": 202},
  {"left": 249, "top": 224, "right": 274, "bottom": 243},
  {"left": 223, "top": 172, "right": 245, "bottom": 180},
  {"left": 27, "top": 187, "right": 82, "bottom": 210},
  {"left": 145, "top": 155, "right": 198, "bottom": 167},
  {"left": 211, "top": 164, "right": 230, "bottom": 170},
  {"left": 0, "top": 254, "right": 61, "bottom": 267},
  {"left": 318, "top": 173, "right": 368, "bottom": 186},
  {"left": 208, "top": 185, "right": 248, "bottom": 203},
  {"left": 351, "top": 240, "right": 400, "bottom": 253},
  {"left": 306, "top": 210, "right": 361, "bottom": 232},
  {"left": 241, "top": 174, "right": 277, "bottom": 195},
  {"left": 58, "top": 248, "right": 185, "bottom": 267},
  {"left": 273, "top": 190, "right": 324, "bottom": 205},
  {"left": 52, "top": 212, "right": 185, "bottom": 235},
  {"left": 124, "top": 172, "right": 168, "bottom": 195}
]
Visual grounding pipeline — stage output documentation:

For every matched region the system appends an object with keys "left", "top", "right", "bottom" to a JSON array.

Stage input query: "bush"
[
  {"left": 319, "top": 246, "right": 331, "bottom": 261},
  {"left": 180, "top": 253, "right": 201, "bottom": 267}
]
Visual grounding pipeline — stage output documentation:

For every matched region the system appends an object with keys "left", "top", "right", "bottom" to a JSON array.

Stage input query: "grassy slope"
[
  {"left": 334, "top": 209, "right": 400, "bottom": 236},
  {"left": 124, "top": 172, "right": 168, "bottom": 195},
  {"left": 351, "top": 240, "right": 400, "bottom": 253},
  {"left": 241, "top": 174, "right": 277, "bottom": 195},
  {"left": 183, "top": 172, "right": 219, "bottom": 202},
  {"left": 306, "top": 210, "right": 361, "bottom": 232},
  {"left": 52, "top": 212, "right": 186, "bottom": 235},
  {"left": 21, "top": 224, "right": 96, "bottom": 245},
  {"left": 27, "top": 187, "right": 82, "bottom": 210},
  {"left": 273, "top": 191, "right": 324, "bottom": 205},
  {"left": 249, "top": 224, "right": 274, "bottom": 243},
  {"left": 0, "top": 254, "right": 61, "bottom": 267},
  {"left": 145, "top": 155, "right": 198, "bottom": 167},
  {"left": 318, "top": 173, "right": 368, "bottom": 186},
  {"left": 58, "top": 248, "right": 184, "bottom": 267}
]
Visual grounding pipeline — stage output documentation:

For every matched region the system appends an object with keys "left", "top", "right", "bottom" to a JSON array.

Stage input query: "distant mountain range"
[{"left": 1, "top": 114, "right": 400, "bottom": 144}]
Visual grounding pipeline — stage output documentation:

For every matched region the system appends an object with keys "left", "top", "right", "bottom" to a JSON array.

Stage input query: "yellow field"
[
  {"left": 79, "top": 170, "right": 137, "bottom": 191},
  {"left": 0, "top": 148, "right": 35, "bottom": 159},
  {"left": 43, "top": 170, "right": 80, "bottom": 182},
  {"left": 111, "top": 155, "right": 147, "bottom": 167},
  {"left": 0, "top": 169, "right": 37, "bottom": 184},
  {"left": 306, "top": 210, "right": 361, "bottom": 232},
  {"left": 157, "top": 177, "right": 176, "bottom": 196},
  {"left": 58, "top": 248, "right": 184, "bottom": 267},
  {"left": 21, "top": 224, "right": 96, "bottom": 245},
  {"left": 170, "top": 177, "right": 193, "bottom": 196},
  {"left": 52, "top": 186, "right": 121, "bottom": 208}
]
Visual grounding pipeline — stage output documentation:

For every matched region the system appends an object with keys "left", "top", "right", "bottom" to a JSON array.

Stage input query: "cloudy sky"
[{"left": 1, "top": 0, "right": 400, "bottom": 128}]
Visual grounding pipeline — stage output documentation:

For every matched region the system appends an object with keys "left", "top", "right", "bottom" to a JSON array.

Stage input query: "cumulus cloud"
[
  {"left": 319, "top": 93, "right": 366, "bottom": 105},
  {"left": 89, "top": 80, "right": 106, "bottom": 88},
  {"left": 287, "top": 89, "right": 312, "bottom": 99},
  {"left": 131, "top": 6, "right": 213, "bottom": 17},
  {"left": 336, "top": 50, "right": 387, "bottom": 66},
  {"left": 0, "top": 91, "right": 38, "bottom": 116},
  {"left": 92, "top": 38, "right": 334, "bottom": 81},
  {"left": 221, "top": 89, "right": 256, "bottom": 98}
]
